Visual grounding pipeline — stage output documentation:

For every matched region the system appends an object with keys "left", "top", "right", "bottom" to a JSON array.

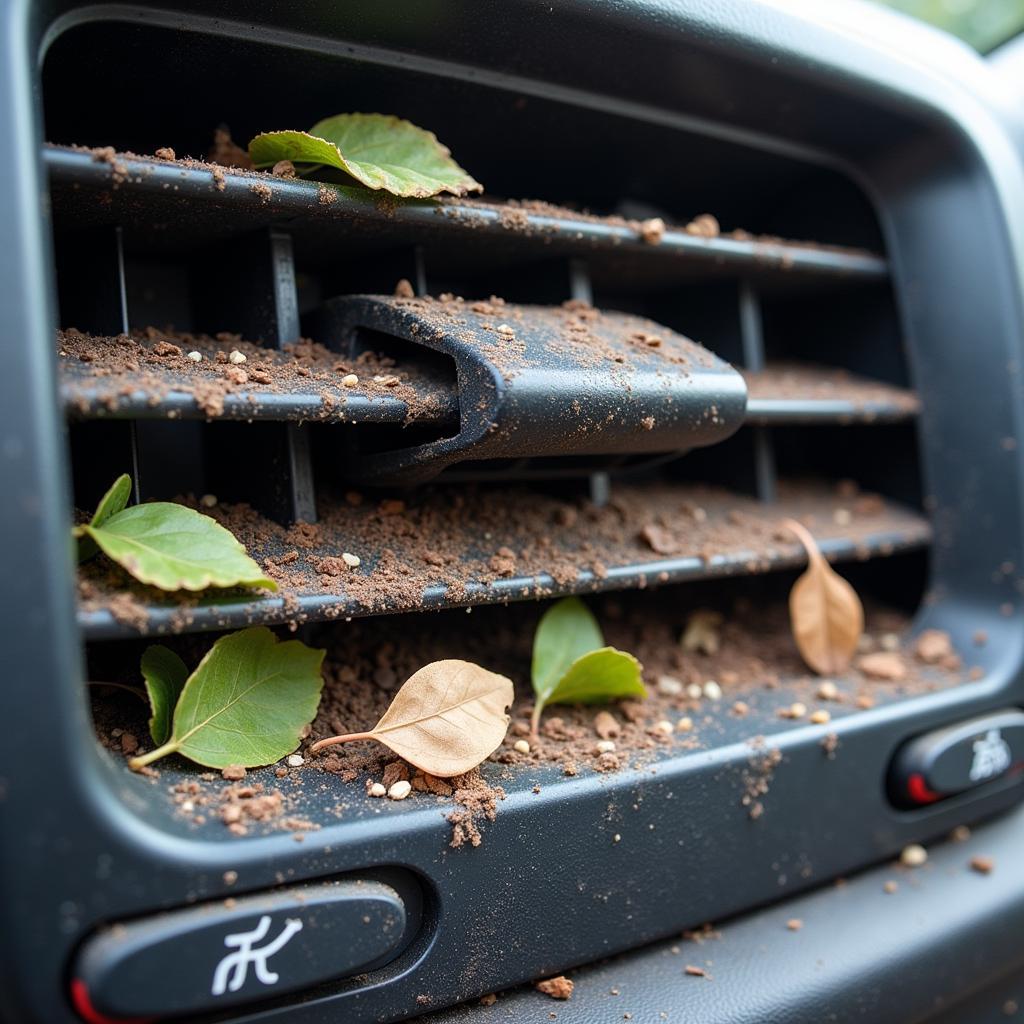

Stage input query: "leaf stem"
[
  {"left": 308, "top": 731, "right": 375, "bottom": 755},
  {"left": 782, "top": 518, "right": 824, "bottom": 567},
  {"left": 529, "top": 702, "right": 544, "bottom": 743},
  {"left": 128, "top": 740, "right": 179, "bottom": 771},
  {"left": 87, "top": 681, "right": 150, "bottom": 705}
]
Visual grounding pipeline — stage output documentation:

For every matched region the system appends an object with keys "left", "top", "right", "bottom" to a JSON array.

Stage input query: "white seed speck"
[
  {"left": 788, "top": 702, "right": 808, "bottom": 719},
  {"left": 676, "top": 716, "right": 694, "bottom": 733},
  {"left": 342, "top": 552, "right": 361, "bottom": 568},
  {"left": 880, "top": 632, "right": 900, "bottom": 652},
  {"left": 187, "top": 350, "right": 202, "bottom": 362},
  {"left": 900, "top": 843, "right": 928, "bottom": 867},
  {"left": 613, "top": 834, "right": 622, "bottom": 843},
  {"left": 496, "top": 323, "right": 515, "bottom": 336},
  {"left": 596, "top": 740, "right": 617, "bottom": 754},
  {"left": 816, "top": 681, "right": 839, "bottom": 701},
  {"left": 514, "top": 740, "right": 531, "bottom": 754},
  {"left": 654, "top": 720, "right": 674, "bottom": 736},
  {"left": 368, "top": 783, "right": 386, "bottom": 798},
  {"left": 228, "top": 350, "right": 247, "bottom": 365},
  {"left": 810, "top": 709, "right": 831, "bottom": 725},
  {"left": 341, "top": 373, "right": 359, "bottom": 387},
  {"left": 200, "top": 493, "right": 218, "bottom": 508},
  {"left": 686, "top": 683, "right": 703, "bottom": 700},
  {"left": 286, "top": 754, "right": 304, "bottom": 768},
  {"left": 388, "top": 780, "right": 412, "bottom": 800},
  {"left": 703, "top": 680, "right": 723, "bottom": 701}
]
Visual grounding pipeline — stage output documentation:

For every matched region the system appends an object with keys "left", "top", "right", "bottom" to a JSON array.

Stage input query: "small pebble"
[
  {"left": 880, "top": 632, "right": 900, "bottom": 651},
  {"left": 342, "top": 552, "right": 361, "bottom": 567},
  {"left": 703, "top": 680, "right": 722, "bottom": 700},
  {"left": 228, "top": 349, "right": 247, "bottom": 365},
  {"left": 187, "top": 350, "right": 203, "bottom": 362},
  {"left": 676, "top": 716, "right": 694, "bottom": 733},
  {"left": 833, "top": 508, "right": 852, "bottom": 526},
  {"left": 368, "top": 783, "right": 387, "bottom": 798},
  {"left": 596, "top": 740, "right": 617, "bottom": 754},
  {"left": 341, "top": 373, "right": 359, "bottom": 387},
  {"left": 883, "top": 880, "right": 899, "bottom": 894},
  {"left": 514, "top": 739, "right": 531, "bottom": 754},
  {"left": 639, "top": 216, "right": 666, "bottom": 244},
  {"left": 221, "top": 764, "right": 246, "bottom": 781},
  {"left": 900, "top": 843, "right": 928, "bottom": 868},
  {"left": 388, "top": 780, "right": 412, "bottom": 800},
  {"left": 686, "top": 683, "right": 704, "bottom": 700},
  {"left": 496, "top": 323, "right": 515, "bottom": 336},
  {"left": 286, "top": 754, "right": 304, "bottom": 768},
  {"left": 810, "top": 709, "right": 831, "bottom": 725},
  {"left": 950, "top": 825, "right": 971, "bottom": 842},
  {"left": 657, "top": 675, "right": 684, "bottom": 696},
  {"left": 731, "top": 701, "right": 749, "bottom": 717},
  {"left": 653, "top": 719, "right": 674, "bottom": 736},
  {"left": 223, "top": 870, "right": 238, "bottom": 886},
  {"left": 786, "top": 918, "right": 803, "bottom": 931},
  {"left": 970, "top": 855, "right": 995, "bottom": 875},
  {"left": 200, "top": 493, "right": 218, "bottom": 508},
  {"left": 816, "top": 681, "right": 839, "bottom": 701}
]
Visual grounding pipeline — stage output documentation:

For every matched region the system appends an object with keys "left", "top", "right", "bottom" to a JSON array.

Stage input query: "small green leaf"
[
  {"left": 74, "top": 473, "right": 132, "bottom": 562},
  {"left": 141, "top": 645, "right": 189, "bottom": 745},
  {"left": 544, "top": 648, "right": 647, "bottom": 708},
  {"left": 531, "top": 597, "right": 604, "bottom": 704},
  {"left": 249, "top": 113, "right": 483, "bottom": 198},
  {"left": 529, "top": 598, "right": 647, "bottom": 737},
  {"left": 130, "top": 626, "right": 325, "bottom": 770},
  {"left": 81, "top": 502, "right": 276, "bottom": 592}
]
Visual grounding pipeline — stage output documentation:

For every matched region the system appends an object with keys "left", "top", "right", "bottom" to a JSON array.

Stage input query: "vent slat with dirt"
[
  {"left": 88, "top": 590, "right": 974, "bottom": 847},
  {"left": 61, "top": 326, "right": 920, "bottom": 428},
  {"left": 59, "top": 327, "right": 458, "bottom": 426},
  {"left": 76, "top": 480, "right": 931, "bottom": 639},
  {"left": 45, "top": 145, "right": 887, "bottom": 284},
  {"left": 744, "top": 363, "right": 920, "bottom": 423}
]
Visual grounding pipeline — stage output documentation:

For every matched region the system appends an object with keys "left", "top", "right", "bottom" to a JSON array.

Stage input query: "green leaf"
[
  {"left": 531, "top": 597, "right": 604, "bottom": 704},
  {"left": 543, "top": 648, "right": 647, "bottom": 708},
  {"left": 81, "top": 502, "right": 276, "bottom": 592},
  {"left": 74, "top": 473, "right": 132, "bottom": 562},
  {"left": 141, "top": 645, "right": 189, "bottom": 745},
  {"left": 129, "top": 626, "right": 325, "bottom": 770},
  {"left": 249, "top": 113, "right": 483, "bottom": 198}
]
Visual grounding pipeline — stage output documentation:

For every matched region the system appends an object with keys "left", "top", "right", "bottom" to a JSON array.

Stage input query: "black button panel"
[
  {"left": 72, "top": 879, "right": 407, "bottom": 1020},
  {"left": 890, "top": 708, "right": 1024, "bottom": 807}
]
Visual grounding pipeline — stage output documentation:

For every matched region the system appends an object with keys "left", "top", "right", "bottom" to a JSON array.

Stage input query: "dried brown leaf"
[
  {"left": 784, "top": 519, "right": 864, "bottom": 675},
  {"left": 309, "top": 659, "right": 513, "bottom": 777}
]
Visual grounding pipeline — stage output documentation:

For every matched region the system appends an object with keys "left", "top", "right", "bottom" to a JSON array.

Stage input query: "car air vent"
[{"left": 23, "top": 11, "right": 1019, "bottom": 1024}]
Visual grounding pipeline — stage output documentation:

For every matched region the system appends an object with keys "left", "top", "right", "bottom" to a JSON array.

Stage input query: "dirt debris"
[{"left": 535, "top": 976, "right": 574, "bottom": 1000}]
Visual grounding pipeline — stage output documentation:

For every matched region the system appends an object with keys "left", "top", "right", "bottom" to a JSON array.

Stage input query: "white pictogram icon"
[
  {"left": 968, "top": 729, "right": 1011, "bottom": 782},
  {"left": 211, "top": 915, "right": 303, "bottom": 996}
]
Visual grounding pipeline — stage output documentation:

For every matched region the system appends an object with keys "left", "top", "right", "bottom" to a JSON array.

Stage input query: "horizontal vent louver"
[{"left": 51, "top": 144, "right": 928, "bottom": 641}]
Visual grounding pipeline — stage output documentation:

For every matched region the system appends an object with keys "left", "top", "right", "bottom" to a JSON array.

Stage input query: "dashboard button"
[
  {"left": 72, "top": 880, "right": 406, "bottom": 1020},
  {"left": 890, "top": 709, "right": 1024, "bottom": 807}
]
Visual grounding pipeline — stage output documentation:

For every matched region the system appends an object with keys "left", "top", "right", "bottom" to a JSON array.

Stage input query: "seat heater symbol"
[
  {"left": 969, "top": 729, "right": 1011, "bottom": 782},
  {"left": 211, "top": 915, "right": 303, "bottom": 996}
]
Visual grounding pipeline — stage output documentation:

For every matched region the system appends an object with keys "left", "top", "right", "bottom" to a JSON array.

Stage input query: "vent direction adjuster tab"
[{"left": 318, "top": 295, "right": 747, "bottom": 483}]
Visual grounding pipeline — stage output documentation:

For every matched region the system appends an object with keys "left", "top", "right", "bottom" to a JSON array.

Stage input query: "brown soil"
[
  {"left": 58, "top": 327, "right": 452, "bottom": 424},
  {"left": 90, "top": 590, "right": 969, "bottom": 844},
  {"left": 76, "top": 479, "right": 930, "bottom": 630}
]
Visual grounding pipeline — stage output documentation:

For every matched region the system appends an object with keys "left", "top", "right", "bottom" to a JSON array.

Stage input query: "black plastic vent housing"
[{"left": 1, "top": 3, "right": 1024, "bottom": 1023}]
